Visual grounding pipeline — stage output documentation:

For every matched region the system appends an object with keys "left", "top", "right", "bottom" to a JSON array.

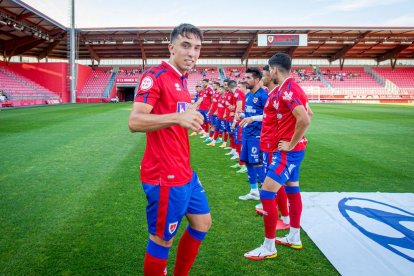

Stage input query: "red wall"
[
  {"left": 7, "top": 62, "right": 70, "bottom": 103},
  {"left": 76, "top": 64, "right": 92, "bottom": 93}
]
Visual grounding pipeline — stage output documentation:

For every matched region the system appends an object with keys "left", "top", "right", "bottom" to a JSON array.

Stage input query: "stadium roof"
[{"left": 1, "top": 0, "right": 414, "bottom": 65}]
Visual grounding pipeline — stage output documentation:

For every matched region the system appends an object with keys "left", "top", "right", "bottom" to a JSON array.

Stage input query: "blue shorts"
[
  {"left": 262, "top": 151, "right": 273, "bottom": 175},
  {"left": 215, "top": 119, "right": 226, "bottom": 132},
  {"left": 211, "top": 115, "right": 218, "bottom": 127},
  {"left": 142, "top": 172, "right": 210, "bottom": 241},
  {"left": 267, "top": 150, "right": 305, "bottom": 184},
  {"left": 240, "top": 137, "right": 262, "bottom": 164},
  {"left": 234, "top": 125, "right": 242, "bottom": 145},
  {"left": 199, "top": 110, "right": 210, "bottom": 123},
  {"left": 225, "top": 121, "right": 233, "bottom": 134}
]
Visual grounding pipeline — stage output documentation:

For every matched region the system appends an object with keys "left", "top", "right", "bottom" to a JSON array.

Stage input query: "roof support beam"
[
  {"left": 376, "top": 42, "right": 413, "bottom": 62},
  {"left": 4, "top": 37, "right": 37, "bottom": 52},
  {"left": 5, "top": 39, "right": 45, "bottom": 59},
  {"left": 329, "top": 31, "right": 370, "bottom": 62},
  {"left": 241, "top": 32, "right": 258, "bottom": 63},
  {"left": 85, "top": 44, "right": 100, "bottom": 63},
  {"left": 38, "top": 39, "right": 62, "bottom": 60},
  {"left": 288, "top": 46, "right": 298, "bottom": 58},
  {"left": 137, "top": 34, "right": 147, "bottom": 64}
]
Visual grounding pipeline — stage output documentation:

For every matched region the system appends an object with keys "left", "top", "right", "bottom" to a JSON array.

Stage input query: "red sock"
[
  {"left": 213, "top": 130, "right": 219, "bottom": 140},
  {"left": 144, "top": 253, "right": 167, "bottom": 276},
  {"left": 223, "top": 132, "right": 228, "bottom": 142},
  {"left": 260, "top": 190, "right": 278, "bottom": 239},
  {"left": 209, "top": 130, "right": 214, "bottom": 138},
  {"left": 174, "top": 227, "right": 207, "bottom": 276},
  {"left": 230, "top": 136, "right": 235, "bottom": 148},
  {"left": 276, "top": 186, "right": 289, "bottom": 217},
  {"left": 285, "top": 186, "right": 302, "bottom": 228},
  {"left": 144, "top": 239, "right": 170, "bottom": 276},
  {"left": 235, "top": 143, "right": 241, "bottom": 155},
  {"left": 204, "top": 123, "right": 210, "bottom": 133}
]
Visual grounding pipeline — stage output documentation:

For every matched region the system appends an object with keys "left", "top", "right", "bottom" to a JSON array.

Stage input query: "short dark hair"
[
  {"left": 195, "top": 85, "right": 201, "bottom": 87},
  {"left": 213, "top": 81, "right": 221, "bottom": 86},
  {"left": 228, "top": 80, "right": 237, "bottom": 89},
  {"left": 223, "top": 79, "right": 230, "bottom": 84},
  {"left": 238, "top": 81, "right": 248, "bottom": 89},
  {"left": 202, "top": 78, "right": 209, "bottom": 82},
  {"left": 170, "top": 23, "right": 203, "bottom": 43},
  {"left": 268, "top": 52, "right": 291, "bottom": 73},
  {"left": 263, "top": 65, "right": 270, "bottom": 72},
  {"left": 246, "top": 67, "right": 262, "bottom": 80}
]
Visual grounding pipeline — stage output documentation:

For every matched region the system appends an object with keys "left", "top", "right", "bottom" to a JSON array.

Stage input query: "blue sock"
[
  {"left": 255, "top": 165, "right": 266, "bottom": 183},
  {"left": 246, "top": 163, "right": 258, "bottom": 189}
]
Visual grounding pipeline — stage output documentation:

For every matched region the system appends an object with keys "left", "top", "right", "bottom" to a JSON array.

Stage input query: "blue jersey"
[{"left": 242, "top": 88, "right": 268, "bottom": 138}]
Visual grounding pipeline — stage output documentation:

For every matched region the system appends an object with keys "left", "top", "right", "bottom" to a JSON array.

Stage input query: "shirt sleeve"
[
  {"left": 134, "top": 73, "right": 160, "bottom": 107},
  {"left": 261, "top": 91, "right": 269, "bottom": 108},
  {"left": 286, "top": 88, "right": 304, "bottom": 111}
]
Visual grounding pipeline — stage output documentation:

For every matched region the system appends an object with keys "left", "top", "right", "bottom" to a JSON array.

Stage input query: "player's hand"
[
  {"left": 178, "top": 105, "right": 204, "bottom": 131},
  {"left": 278, "top": 140, "right": 292, "bottom": 151},
  {"left": 239, "top": 117, "right": 253, "bottom": 128}
]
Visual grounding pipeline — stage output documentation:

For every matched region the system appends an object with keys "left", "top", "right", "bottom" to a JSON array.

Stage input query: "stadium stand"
[
  {"left": 372, "top": 67, "right": 414, "bottom": 95},
  {"left": 77, "top": 67, "right": 116, "bottom": 99},
  {"left": 0, "top": 65, "right": 59, "bottom": 107}
]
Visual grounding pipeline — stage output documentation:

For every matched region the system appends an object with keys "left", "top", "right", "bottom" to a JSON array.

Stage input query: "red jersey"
[
  {"left": 274, "top": 77, "right": 309, "bottom": 152},
  {"left": 210, "top": 90, "right": 221, "bottom": 115},
  {"left": 134, "top": 61, "right": 192, "bottom": 186},
  {"left": 233, "top": 88, "right": 246, "bottom": 113},
  {"left": 216, "top": 95, "right": 227, "bottom": 119},
  {"left": 224, "top": 90, "right": 236, "bottom": 122},
  {"left": 260, "top": 86, "right": 278, "bottom": 152},
  {"left": 198, "top": 87, "right": 213, "bottom": 111}
]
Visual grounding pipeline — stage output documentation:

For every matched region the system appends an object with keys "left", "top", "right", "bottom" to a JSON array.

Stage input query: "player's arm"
[
  {"left": 129, "top": 102, "right": 203, "bottom": 133},
  {"left": 234, "top": 99, "right": 243, "bottom": 121},
  {"left": 278, "top": 105, "right": 310, "bottom": 151}
]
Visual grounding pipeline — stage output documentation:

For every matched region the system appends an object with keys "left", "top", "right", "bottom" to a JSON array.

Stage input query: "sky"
[{"left": 21, "top": 0, "right": 414, "bottom": 28}]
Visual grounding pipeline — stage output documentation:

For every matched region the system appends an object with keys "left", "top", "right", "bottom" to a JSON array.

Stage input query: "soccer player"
[
  {"left": 199, "top": 79, "right": 214, "bottom": 139},
  {"left": 230, "top": 81, "right": 247, "bottom": 173},
  {"left": 238, "top": 68, "right": 268, "bottom": 200},
  {"left": 222, "top": 81, "right": 236, "bottom": 150},
  {"left": 189, "top": 85, "right": 202, "bottom": 136},
  {"left": 129, "top": 23, "right": 212, "bottom": 275},
  {"left": 254, "top": 66, "right": 290, "bottom": 229},
  {"left": 205, "top": 81, "right": 222, "bottom": 144},
  {"left": 244, "top": 53, "right": 312, "bottom": 260},
  {"left": 207, "top": 86, "right": 227, "bottom": 146}
]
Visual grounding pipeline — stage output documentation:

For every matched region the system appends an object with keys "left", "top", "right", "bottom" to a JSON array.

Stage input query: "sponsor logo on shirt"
[
  {"left": 282, "top": 91, "right": 293, "bottom": 101},
  {"left": 176, "top": 102, "right": 189, "bottom": 113},
  {"left": 168, "top": 221, "right": 179, "bottom": 234},
  {"left": 245, "top": 106, "right": 257, "bottom": 113},
  {"left": 140, "top": 76, "right": 153, "bottom": 90}
]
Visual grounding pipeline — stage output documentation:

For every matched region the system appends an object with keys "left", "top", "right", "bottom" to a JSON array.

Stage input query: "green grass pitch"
[{"left": 1, "top": 103, "right": 413, "bottom": 275}]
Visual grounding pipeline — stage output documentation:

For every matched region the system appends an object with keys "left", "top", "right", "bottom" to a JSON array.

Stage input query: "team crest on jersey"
[
  {"left": 253, "top": 97, "right": 258, "bottom": 103},
  {"left": 273, "top": 100, "right": 279, "bottom": 110},
  {"left": 283, "top": 91, "right": 293, "bottom": 101},
  {"left": 140, "top": 76, "right": 153, "bottom": 91},
  {"left": 177, "top": 102, "right": 189, "bottom": 113},
  {"left": 168, "top": 221, "right": 178, "bottom": 234},
  {"left": 175, "top": 83, "right": 181, "bottom": 91}
]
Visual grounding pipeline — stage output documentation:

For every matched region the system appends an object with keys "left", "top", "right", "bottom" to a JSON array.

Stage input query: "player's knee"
[{"left": 150, "top": 234, "right": 174, "bottom": 247}]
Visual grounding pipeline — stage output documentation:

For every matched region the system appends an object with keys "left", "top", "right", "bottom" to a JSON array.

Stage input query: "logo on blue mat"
[{"left": 338, "top": 197, "right": 414, "bottom": 263}]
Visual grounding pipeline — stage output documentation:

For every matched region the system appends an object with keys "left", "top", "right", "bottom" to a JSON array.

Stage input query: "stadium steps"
[{"left": 0, "top": 67, "right": 59, "bottom": 100}]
